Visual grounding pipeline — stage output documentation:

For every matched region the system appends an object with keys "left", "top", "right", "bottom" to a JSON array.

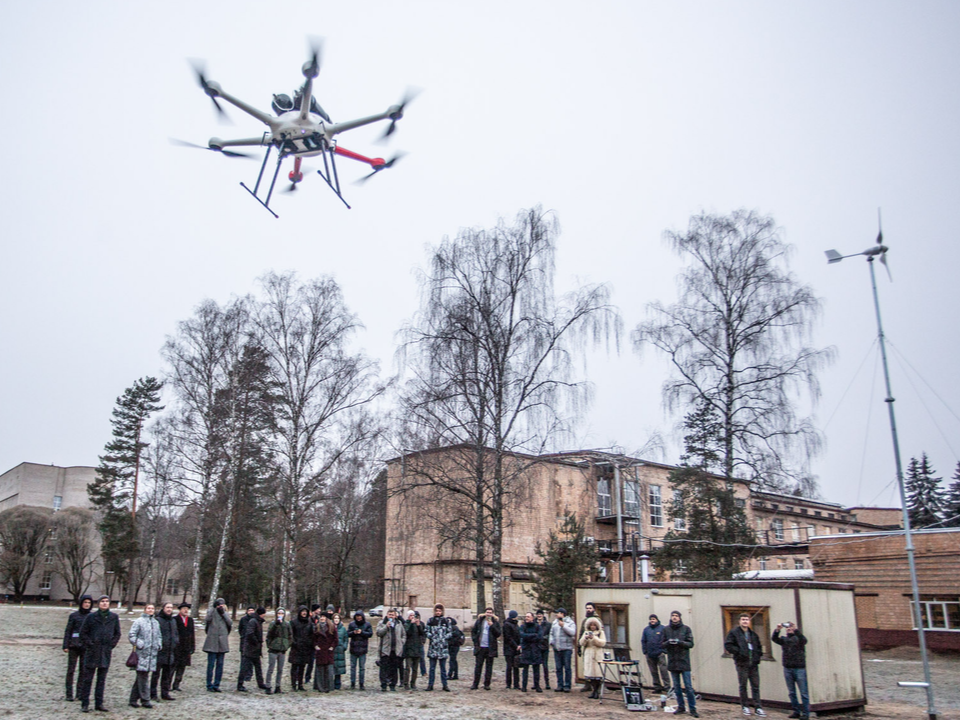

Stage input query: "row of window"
[
  {"left": 34, "top": 574, "right": 182, "bottom": 595},
  {"left": 911, "top": 598, "right": 960, "bottom": 632},
  {"left": 598, "top": 482, "right": 745, "bottom": 528},
  {"left": 758, "top": 558, "right": 807, "bottom": 571}
]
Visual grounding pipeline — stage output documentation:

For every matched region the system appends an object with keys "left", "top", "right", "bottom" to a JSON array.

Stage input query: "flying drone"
[{"left": 175, "top": 40, "right": 412, "bottom": 216}]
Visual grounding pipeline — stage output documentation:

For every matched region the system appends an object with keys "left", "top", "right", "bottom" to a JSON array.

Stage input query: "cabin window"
[
  {"left": 595, "top": 603, "right": 629, "bottom": 648},
  {"left": 911, "top": 596, "right": 960, "bottom": 631},
  {"left": 721, "top": 606, "right": 773, "bottom": 659}
]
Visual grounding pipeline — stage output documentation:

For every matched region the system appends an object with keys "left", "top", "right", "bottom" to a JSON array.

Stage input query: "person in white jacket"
[
  {"left": 548, "top": 608, "right": 577, "bottom": 692},
  {"left": 128, "top": 604, "right": 162, "bottom": 709}
]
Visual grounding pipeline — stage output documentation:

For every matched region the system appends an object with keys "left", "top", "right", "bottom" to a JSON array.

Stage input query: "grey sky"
[{"left": 2, "top": 1, "right": 958, "bottom": 509}]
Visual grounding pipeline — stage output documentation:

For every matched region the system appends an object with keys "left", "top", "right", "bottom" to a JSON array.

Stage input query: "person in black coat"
[
  {"left": 289, "top": 606, "right": 315, "bottom": 690},
  {"left": 238, "top": 607, "right": 267, "bottom": 692},
  {"left": 172, "top": 603, "right": 195, "bottom": 691},
  {"left": 519, "top": 613, "right": 544, "bottom": 692},
  {"left": 447, "top": 618, "right": 464, "bottom": 680},
  {"left": 773, "top": 622, "right": 809, "bottom": 719},
  {"left": 347, "top": 611, "right": 373, "bottom": 690},
  {"left": 78, "top": 595, "right": 121, "bottom": 713},
  {"left": 470, "top": 607, "right": 501, "bottom": 690},
  {"left": 150, "top": 602, "right": 180, "bottom": 701},
  {"left": 724, "top": 613, "right": 765, "bottom": 716},
  {"left": 663, "top": 610, "right": 698, "bottom": 717},
  {"left": 63, "top": 594, "right": 93, "bottom": 701},
  {"left": 502, "top": 611, "right": 521, "bottom": 689}
]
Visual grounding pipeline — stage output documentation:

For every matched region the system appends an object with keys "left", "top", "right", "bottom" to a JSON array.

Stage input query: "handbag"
[{"left": 126, "top": 649, "right": 139, "bottom": 668}]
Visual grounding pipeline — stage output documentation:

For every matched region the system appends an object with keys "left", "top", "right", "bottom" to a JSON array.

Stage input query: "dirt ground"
[{"left": 0, "top": 605, "right": 956, "bottom": 720}]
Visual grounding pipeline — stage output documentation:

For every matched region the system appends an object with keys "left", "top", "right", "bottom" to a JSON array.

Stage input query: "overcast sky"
[{"left": 2, "top": 1, "right": 958, "bottom": 509}]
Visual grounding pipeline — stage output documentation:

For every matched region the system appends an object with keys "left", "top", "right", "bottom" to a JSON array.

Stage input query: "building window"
[
  {"left": 597, "top": 477, "right": 612, "bottom": 516},
  {"left": 721, "top": 606, "right": 773, "bottom": 659},
  {"left": 794, "top": 559, "right": 805, "bottom": 570},
  {"left": 823, "top": 526, "right": 832, "bottom": 535},
  {"left": 735, "top": 498, "right": 746, "bottom": 508},
  {"left": 911, "top": 597, "right": 960, "bottom": 631},
  {"left": 595, "top": 603, "right": 629, "bottom": 647},
  {"left": 814, "top": 511, "right": 822, "bottom": 517},
  {"left": 165, "top": 578, "right": 180, "bottom": 596},
  {"left": 673, "top": 517, "right": 686, "bottom": 531},
  {"left": 53, "top": 495, "right": 62, "bottom": 511},
  {"left": 777, "top": 558, "right": 787, "bottom": 570},
  {"left": 47, "top": 527, "right": 57, "bottom": 541},
  {"left": 759, "top": 557, "right": 768, "bottom": 571},
  {"left": 44, "top": 550, "right": 54, "bottom": 564},
  {"left": 39, "top": 570, "right": 52, "bottom": 591},
  {"left": 772, "top": 519, "right": 784, "bottom": 541},
  {"left": 624, "top": 479, "right": 640, "bottom": 518},
  {"left": 807, "top": 525, "right": 816, "bottom": 537},
  {"left": 675, "top": 559, "right": 687, "bottom": 575},
  {"left": 791, "top": 522, "right": 801, "bottom": 541},
  {"left": 838, "top": 528, "right": 847, "bottom": 534},
  {"left": 649, "top": 486, "right": 663, "bottom": 527}
]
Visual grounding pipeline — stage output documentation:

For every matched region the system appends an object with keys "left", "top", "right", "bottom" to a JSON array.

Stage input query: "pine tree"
[
  {"left": 654, "top": 403, "right": 757, "bottom": 580},
  {"left": 942, "top": 462, "right": 960, "bottom": 529},
  {"left": 88, "top": 377, "right": 164, "bottom": 597},
  {"left": 527, "top": 513, "right": 600, "bottom": 612},
  {"left": 904, "top": 453, "right": 945, "bottom": 529}
]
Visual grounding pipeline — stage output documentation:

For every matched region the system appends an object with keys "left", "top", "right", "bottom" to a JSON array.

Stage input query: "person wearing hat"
[
  {"left": 238, "top": 606, "right": 268, "bottom": 693},
  {"left": 172, "top": 603, "right": 195, "bottom": 692},
  {"left": 347, "top": 610, "right": 373, "bottom": 690},
  {"left": 202, "top": 598, "right": 232, "bottom": 692},
  {"left": 62, "top": 594, "right": 93, "bottom": 701},
  {"left": 578, "top": 616, "right": 606, "bottom": 700},
  {"left": 265, "top": 607, "right": 292, "bottom": 694},
  {"left": 289, "top": 606, "right": 315, "bottom": 691},
  {"left": 664, "top": 610, "right": 698, "bottom": 717},
  {"left": 502, "top": 610, "right": 521, "bottom": 689},
  {"left": 303, "top": 604, "right": 322, "bottom": 684},
  {"left": 77, "top": 595, "right": 121, "bottom": 713},
  {"left": 535, "top": 609, "right": 551, "bottom": 690},
  {"left": 549, "top": 607, "right": 576, "bottom": 692},
  {"left": 447, "top": 617, "right": 464, "bottom": 680},
  {"left": 642, "top": 613, "right": 670, "bottom": 696}
]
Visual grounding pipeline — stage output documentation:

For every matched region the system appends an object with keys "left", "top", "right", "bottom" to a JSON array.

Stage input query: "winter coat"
[
  {"left": 403, "top": 619, "right": 427, "bottom": 659},
  {"left": 202, "top": 605, "right": 232, "bottom": 654},
  {"left": 334, "top": 622, "right": 349, "bottom": 674},
  {"left": 662, "top": 621, "right": 694, "bottom": 673},
  {"left": 577, "top": 612, "right": 599, "bottom": 656},
  {"left": 79, "top": 609, "right": 121, "bottom": 669},
  {"left": 425, "top": 616, "right": 452, "bottom": 660},
  {"left": 536, "top": 620, "right": 550, "bottom": 652},
  {"left": 724, "top": 626, "right": 763, "bottom": 667},
  {"left": 314, "top": 618, "right": 337, "bottom": 665},
  {"left": 347, "top": 614, "right": 373, "bottom": 656},
  {"left": 772, "top": 628, "right": 807, "bottom": 669},
  {"left": 578, "top": 619, "right": 606, "bottom": 679},
  {"left": 267, "top": 619, "right": 292, "bottom": 654},
  {"left": 128, "top": 613, "right": 162, "bottom": 673},
  {"left": 62, "top": 596, "right": 93, "bottom": 650},
  {"left": 470, "top": 617, "right": 502, "bottom": 657},
  {"left": 377, "top": 617, "right": 406, "bottom": 657},
  {"left": 502, "top": 618, "right": 521, "bottom": 658},
  {"left": 448, "top": 621, "right": 465, "bottom": 651},
  {"left": 156, "top": 611, "right": 180, "bottom": 666},
  {"left": 519, "top": 621, "right": 543, "bottom": 666},
  {"left": 549, "top": 616, "right": 576, "bottom": 652},
  {"left": 173, "top": 615, "right": 195, "bottom": 665},
  {"left": 290, "top": 610, "right": 315, "bottom": 665},
  {"left": 241, "top": 615, "right": 263, "bottom": 659},
  {"left": 641, "top": 621, "right": 666, "bottom": 658}
]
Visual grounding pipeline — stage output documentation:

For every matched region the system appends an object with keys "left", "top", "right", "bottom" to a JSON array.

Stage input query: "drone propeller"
[
  {"left": 378, "top": 88, "right": 420, "bottom": 142},
  {"left": 356, "top": 153, "right": 405, "bottom": 184},
  {"left": 190, "top": 60, "right": 229, "bottom": 122},
  {"left": 303, "top": 36, "right": 323, "bottom": 78},
  {"left": 169, "top": 138, "right": 255, "bottom": 159},
  {"left": 876, "top": 210, "right": 892, "bottom": 281}
]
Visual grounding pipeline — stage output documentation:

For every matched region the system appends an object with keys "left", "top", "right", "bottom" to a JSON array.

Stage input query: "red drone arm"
[{"left": 334, "top": 146, "right": 385, "bottom": 168}]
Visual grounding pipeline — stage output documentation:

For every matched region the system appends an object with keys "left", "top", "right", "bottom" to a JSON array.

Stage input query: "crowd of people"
[{"left": 60, "top": 596, "right": 809, "bottom": 719}]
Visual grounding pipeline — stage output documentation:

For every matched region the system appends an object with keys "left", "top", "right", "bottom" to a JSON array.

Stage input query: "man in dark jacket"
[
  {"left": 202, "top": 597, "right": 232, "bottom": 692},
  {"left": 347, "top": 611, "right": 373, "bottom": 690},
  {"left": 519, "top": 612, "right": 544, "bottom": 692},
  {"left": 62, "top": 594, "right": 93, "bottom": 701},
  {"left": 535, "top": 610, "right": 551, "bottom": 690},
  {"left": 502, "top": 611, "right": 521, "bottom": 689},
  {"left": 470, "top": 607, "right": 501, "bottom": 690},
  {"left": 724, "top": 613, "right": 766, "bottom": 716},
  {"left": 78, "top": 595, "right": 121, "bottom": 713},
  {"left": 641, "top": 614, "right": 670, "bottom": 695},
  {"left": 447, "top": 618, "right": 464, "bottom": 680},
  {"left": 402, "top": 609, "right": 426, "bottom": 690},
  {"left": 773, "top": 622, "right": 809, "bottom": 719},
  {"left": 289, "top": 606, "right": 315, "bottom": 690},
  {"left": 237, "top": 607, "right": 267, "bottom": 693},
  {"left": 303, "top": 603, "right": 321, "bottom": 683},
  {"left": 172, "top": 602, "right": 195, "bottom": 691},
  {"left": 663, "top": 610, "right": 698, "bottom": 718},
  {"left": 151, "top": 602, "right": 180, "bottom": 701}
]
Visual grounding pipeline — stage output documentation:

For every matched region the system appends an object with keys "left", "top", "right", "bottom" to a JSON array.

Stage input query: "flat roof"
[{"left": 576, "top": 580, "right": 855, "bottom": 591}]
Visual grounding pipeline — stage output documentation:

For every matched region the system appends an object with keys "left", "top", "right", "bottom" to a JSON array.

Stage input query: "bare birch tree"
[
  {"left": 633, "top": 210, "right": 833, "bottom": 494},
  {"left": 51, "top": 508, "right": 98, "bottom": 603},
  {"left": 398, "top": 207, "right": 620, "bottom": 617}
]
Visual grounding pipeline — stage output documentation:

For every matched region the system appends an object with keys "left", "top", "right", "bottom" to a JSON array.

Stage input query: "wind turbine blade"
[
  {"left": 825, "top": 249, "right": 844, "bottom": 264},
  {"left": 880, "top": 251, "right": 892, "bottom": 281}
]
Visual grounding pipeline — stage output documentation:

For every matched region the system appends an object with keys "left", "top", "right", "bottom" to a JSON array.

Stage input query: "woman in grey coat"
[
  {"left": 128, "top": 604, "right": 162, "bottom": 708},
  {"left": 203, "top": 598, "right": 232, "bottom": 692}
]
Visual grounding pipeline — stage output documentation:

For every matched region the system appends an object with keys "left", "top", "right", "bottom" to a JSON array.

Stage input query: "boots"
[{"left": 589, "top": 679, "right": 601, "bottom": 699}]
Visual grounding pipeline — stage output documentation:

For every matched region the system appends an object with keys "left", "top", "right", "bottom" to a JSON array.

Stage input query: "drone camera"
[{"left": 272, "top": 94, "right": 294, "bottom": 116}]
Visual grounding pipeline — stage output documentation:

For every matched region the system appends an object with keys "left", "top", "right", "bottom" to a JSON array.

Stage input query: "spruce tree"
[
  {"left": 88, "top": 377, "right": 164, "bottom": 597},
  {"left": 528, "top": 513, "right": 600, "bottom": 612},
  {"left": 904, "top": 453, "right": 945, "bottom": 529},
  {"left": 943, "top": 462, "right": 960, "bottom": 528}
]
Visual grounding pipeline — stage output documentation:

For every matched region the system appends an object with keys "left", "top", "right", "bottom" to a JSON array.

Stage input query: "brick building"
[
  {"left": 382, "top": 446, "right": 897, "bottom": 614},
  {"left": 810, "top": 527, "right": 960, "bottom": 651}
]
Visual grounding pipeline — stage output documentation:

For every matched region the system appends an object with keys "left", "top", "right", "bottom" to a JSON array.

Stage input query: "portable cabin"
[{"left": 575, "top": 581, "right": 865, "bottom": 714}]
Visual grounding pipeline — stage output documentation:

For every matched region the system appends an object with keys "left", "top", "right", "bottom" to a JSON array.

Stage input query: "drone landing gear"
[
  {"left": 240, "top": 144, "right": 282, "bottom": 218},
  {"left": 316, "top": 146, "right": 351, "bottom": 210}
]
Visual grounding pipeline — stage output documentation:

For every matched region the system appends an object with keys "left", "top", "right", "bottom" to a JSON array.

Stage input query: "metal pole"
[{"left": 868, "top": 256, "right": 937, "bottom": 720}]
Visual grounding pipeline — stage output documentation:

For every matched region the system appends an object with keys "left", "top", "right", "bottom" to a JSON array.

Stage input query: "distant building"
[
  {"left": 382, "top": 446, "right": 898, "bottom": 613},
  {"left": 810, "top": 527, "right": 960, "bottom": 651}
]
